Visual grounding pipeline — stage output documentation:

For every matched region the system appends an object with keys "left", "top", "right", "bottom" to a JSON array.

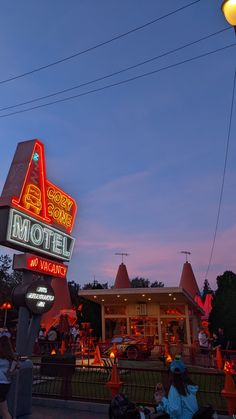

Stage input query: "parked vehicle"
[{"left": 98, "top": 335, "right": 154, "bottom": 360}]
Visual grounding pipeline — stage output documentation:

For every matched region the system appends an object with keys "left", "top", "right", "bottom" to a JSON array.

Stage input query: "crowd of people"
[
  {"left": 197, "top": 327, "right": 230, "bottom": 354},
  {"left": 109, "top": 356, "right": 215, "bottom": 418},
  {"left": 36, "top": 324, "right": 80, "bottom": 354}
]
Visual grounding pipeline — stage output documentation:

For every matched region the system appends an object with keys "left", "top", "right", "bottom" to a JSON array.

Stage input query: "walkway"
[{"left": 32, "top": 405, "right": 108, "bottom": 418}]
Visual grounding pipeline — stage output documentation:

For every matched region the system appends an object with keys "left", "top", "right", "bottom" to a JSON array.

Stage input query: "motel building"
[{"left": 79, "top": 261, "right": 204, "bottom": 347}]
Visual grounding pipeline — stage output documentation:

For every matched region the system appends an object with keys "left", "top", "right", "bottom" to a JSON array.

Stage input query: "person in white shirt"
[{"left": 198, "top": 329, "right": 209, "bottom": 354}]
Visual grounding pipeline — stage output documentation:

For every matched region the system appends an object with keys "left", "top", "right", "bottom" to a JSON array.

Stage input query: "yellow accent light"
[{"left": 222, "top": 0, "right": 236, "bottom": 26}]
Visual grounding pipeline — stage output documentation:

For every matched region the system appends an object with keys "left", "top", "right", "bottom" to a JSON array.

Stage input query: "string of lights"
[
  {"left": 0, "top": 42, "right": 234, "bottom": 119},
  {"left": 204, "top": 66, "right": 236, "bottom": 281},
  {"left": 0, "top": 0, "right": 202, "bottom": 86},
  {"left": 0, "top": 27, "right": 229, "bottom": 113}
]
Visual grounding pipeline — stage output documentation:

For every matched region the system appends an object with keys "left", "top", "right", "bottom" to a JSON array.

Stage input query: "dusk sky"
[{"left": 0, "top": 0, "right": 235, "bottom": 290}]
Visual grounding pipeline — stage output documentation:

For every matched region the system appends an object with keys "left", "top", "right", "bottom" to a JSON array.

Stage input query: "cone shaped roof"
[
  {"left": 41, "top": 277, "right": 73, "bottom": 330},
  {"left": 179, "top": 261, "right": 200, "bottom": 298},
  {"left": 114, "top": 263, "right": 131, "bottom": 289}
]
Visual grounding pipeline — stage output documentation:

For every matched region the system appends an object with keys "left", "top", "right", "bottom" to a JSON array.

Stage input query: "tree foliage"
[
  {"left": 68, "top": 281, "right": 102, "bottom": 338},
  {"left": 0, "top": 255, "right": 22, "bottom": 327},
  {"left": 202, "top": 279, "right": 213, "bottom": 302},
  {"left": 131, "top": 277, "right": 164, "bottom": 288},
  {"left": 208, "top": 271, "right": 236, "bottom": 347},
  {"left": 130, "top": 277, "right": 150, "bottom": 288},
  {"left": 150, "top": 281, "right": 164, "bottom": 288}
]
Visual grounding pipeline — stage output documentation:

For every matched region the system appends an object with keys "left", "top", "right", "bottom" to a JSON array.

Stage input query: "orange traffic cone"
[
  {"left": 60, "top": 339, "right": 66, "bottom": 355},
  {"left": 216, "top": 347, "right": 223, "bottom": 370},
  {"left": 92, "top": 345, "right": 103, "bottom": 366},
  {"left": 106, "top": 363, "right": 123, "bottom": 398},
  {"left": 221, "top": 371, "right": 236, "bottom": 415}
]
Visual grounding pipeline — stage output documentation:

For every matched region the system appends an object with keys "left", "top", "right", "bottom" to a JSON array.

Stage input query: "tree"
[
  {"left": 82, "top": 280, "right": 107, "bottom": 290},
  {"left": 202, "top": 279, "right": 213, "bottom": 302},
  {"left": 150, "top": 281, "right": 164, "bottom": 288},
  {"left": 68, "top": 280, "right": 102, "bottom": 338},
  {"left": 208, "top": 271, "right": 236, "bottom": 348},
  {"left": 130, "top": 277, "right": 150, "bottom": 288}
]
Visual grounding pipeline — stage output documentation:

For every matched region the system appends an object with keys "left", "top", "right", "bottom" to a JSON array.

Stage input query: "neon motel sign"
[
  {"left": 13, "top": 253, "right": 68, "bottom": 278},
  {"left": 0, "top": 139, "right": 77, "bottom": 262}
]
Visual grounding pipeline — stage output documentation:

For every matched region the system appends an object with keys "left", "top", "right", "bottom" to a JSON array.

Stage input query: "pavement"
[
  {"left": 31, "top": 399, "right": 231, "bottom": 418},
  {"left": 31, "top": 405, "right": 108, "bottom": 418},
  {"left": 32, "top": 399, "right": 109, "bottom": 418}
]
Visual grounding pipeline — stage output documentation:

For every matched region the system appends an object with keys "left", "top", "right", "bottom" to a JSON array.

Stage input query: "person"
[
  {"left": 198, "top": 328, "right": 209, "bottom": 354},
  {"left": 47, "top": 327, "right": 57, "bottom": 352},
  {"left": 153, "top": 357, "right": 199, "bottom": 419},
  {"left": 216, "top": 328, "right": 229, "bottom": 350},
  {"left": 0, "top": 333, "right": 17, "bottom": 419}
]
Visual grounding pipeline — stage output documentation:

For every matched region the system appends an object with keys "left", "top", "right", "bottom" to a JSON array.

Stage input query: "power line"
[
  {"left": 0, "top": 43, "right": 234, "bottom": 119},
  {"left": 0, "top": 0, "right": 202, "bottom": 86},
  {"left": 0, "top": 27, "right": 229, "bottom": 113},
  {"left": 205, "top": 67, "right": 236, "bottom": 280}
]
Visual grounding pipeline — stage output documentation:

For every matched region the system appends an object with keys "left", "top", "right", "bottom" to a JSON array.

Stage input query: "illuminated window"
[{"left": 104, "top": 305, "right": 126, "bottom": 315}]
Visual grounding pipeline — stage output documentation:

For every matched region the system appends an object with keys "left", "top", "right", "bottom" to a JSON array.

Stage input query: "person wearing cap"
[{"left": 153, "top": 357, "right": 199, "bottom": 419}]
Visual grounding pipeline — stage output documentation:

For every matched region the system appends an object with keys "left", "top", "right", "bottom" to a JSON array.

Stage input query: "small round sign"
[{"left": 25, "top": 281, "right": 55, "bottom": 314}]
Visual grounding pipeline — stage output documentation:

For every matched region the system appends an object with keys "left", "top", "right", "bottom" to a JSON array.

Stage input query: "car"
[{"left": 98, "top": 335, "right": 154, "bottom": 360}]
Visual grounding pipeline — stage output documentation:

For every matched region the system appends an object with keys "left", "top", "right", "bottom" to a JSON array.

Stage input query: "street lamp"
[
  {"left": 221, "top": 0, "right": 236, "bottom": 32},
  {"left": 0, "top": 302, "right": 12, "bottom": 328}
]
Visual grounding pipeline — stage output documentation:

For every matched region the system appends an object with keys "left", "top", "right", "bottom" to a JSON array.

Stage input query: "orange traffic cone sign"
[
  {"left": 106, "top": 363, "right": 123, "bottom": 398},
  {"left": 60, "top": 339, "right": 66, "bottom": 355},
  {"left": 92, "top": 345, "right": 103, "bottom": 365},
  {"left": 216, "top": 347, "right": 223, "bottom": 370},
  {"left": 221, "top": 371, "right": 236, "bottom": 415}
]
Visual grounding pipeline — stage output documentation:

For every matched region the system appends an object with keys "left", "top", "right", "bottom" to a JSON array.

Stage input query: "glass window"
[
  {"left": 130, "top": 317, "right": 157, "bottom": 337},
  {"left": 104, "top": 305, "right": 126, "bottom": 315},
  {"left": 160, "top": 305, "right": 185, "bottom": 316},
  {"left": 160, "top": 318, "right": 186, "bottom": 344},
  {"left": 105, "top": 318, "right": 127, "bottom": 339}
]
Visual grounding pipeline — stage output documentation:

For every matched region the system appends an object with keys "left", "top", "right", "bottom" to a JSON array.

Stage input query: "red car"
[{"left": 98, "top": 335, "right": 154, "bottom": 360}]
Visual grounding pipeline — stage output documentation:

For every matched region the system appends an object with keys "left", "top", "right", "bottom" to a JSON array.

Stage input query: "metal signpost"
[{"left": 0, "top": 139, "right": 77, "bottom": 416}]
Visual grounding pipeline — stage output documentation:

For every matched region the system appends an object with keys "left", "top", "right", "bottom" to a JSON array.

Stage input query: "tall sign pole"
[{"left": 0, "top": 139, "right": 77, "bottom": 356}]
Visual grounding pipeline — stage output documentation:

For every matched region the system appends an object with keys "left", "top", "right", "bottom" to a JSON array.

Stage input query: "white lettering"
[
  {"left": 62, "top": 236, "right": 70, "bottom": 258},
  {"left": 37, "top": 301, "right": 45, "bottom": 307},
  {"left": 43, "top": 228, "right": 54, "bottom": 249},
  {"left": 36, "top": 287, "right": 47, "bottom": 293},
  {"left": 52, "top": 233, "right": 62, "bottom": 255},
  {"left": 26, "top": 292, "right": 54, "bottom": 301},
  {"left": 12, "top": 214, "right": 30, "bottom": 242},
  {"left": 30, "top": 224, "right": 43, "bottom": 246},
  {"left": 8, "top": 209, "right": 74, "bottom": 261}
]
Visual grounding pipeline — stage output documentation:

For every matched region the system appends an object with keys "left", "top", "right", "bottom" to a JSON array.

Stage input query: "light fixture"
[
  {"left": 173, "top": 297, "right": 176, "bottom": 301},
  {"left": 222, "top": 0, "right": 236, "bottom": 30},
  {"left": 168, "top": 293, "right": 172, "bottom": 297},
  {"left": 124, "top": 298, "right": 127, "bottom": 301},
  {"left": 142, "top": 294, "right": 145, "bottom": 297},
  {"left": 148, "top": 298, "right": 151, "bottom": 301},
  {"left": 117, "top": 295, "right": 120, "bottom": 298},
  {"left": 93, "top": 295, "right": 97, "bottom": 299},
  {"left": 102, "top": 299, "right": 104, "bottom": 302}
]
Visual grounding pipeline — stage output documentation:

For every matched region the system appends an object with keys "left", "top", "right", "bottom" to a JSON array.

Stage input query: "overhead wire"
[
  {"left": 204, "top": 66, "right": 236, "bottom": 280},
  {"left": 0, "top": 43, "right": 234, "bottom": 119},
  {"left": 0, "top": 0, "right": 202, "bottom": 85},
  {"left": 0, "top": 27, "right": 230, "bottom": 113}
]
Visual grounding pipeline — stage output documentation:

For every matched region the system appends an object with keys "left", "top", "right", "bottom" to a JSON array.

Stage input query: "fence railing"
[
  {"left": 32, "top": 362, "right": 228, "bottom": 413},
  {"left": 151, "top": 344, "right": 236, "bottom": 369}
]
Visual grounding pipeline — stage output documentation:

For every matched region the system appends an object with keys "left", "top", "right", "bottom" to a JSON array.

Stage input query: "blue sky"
[{"left": 0, "top": 0, "right": 235, "bottom": 289}]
